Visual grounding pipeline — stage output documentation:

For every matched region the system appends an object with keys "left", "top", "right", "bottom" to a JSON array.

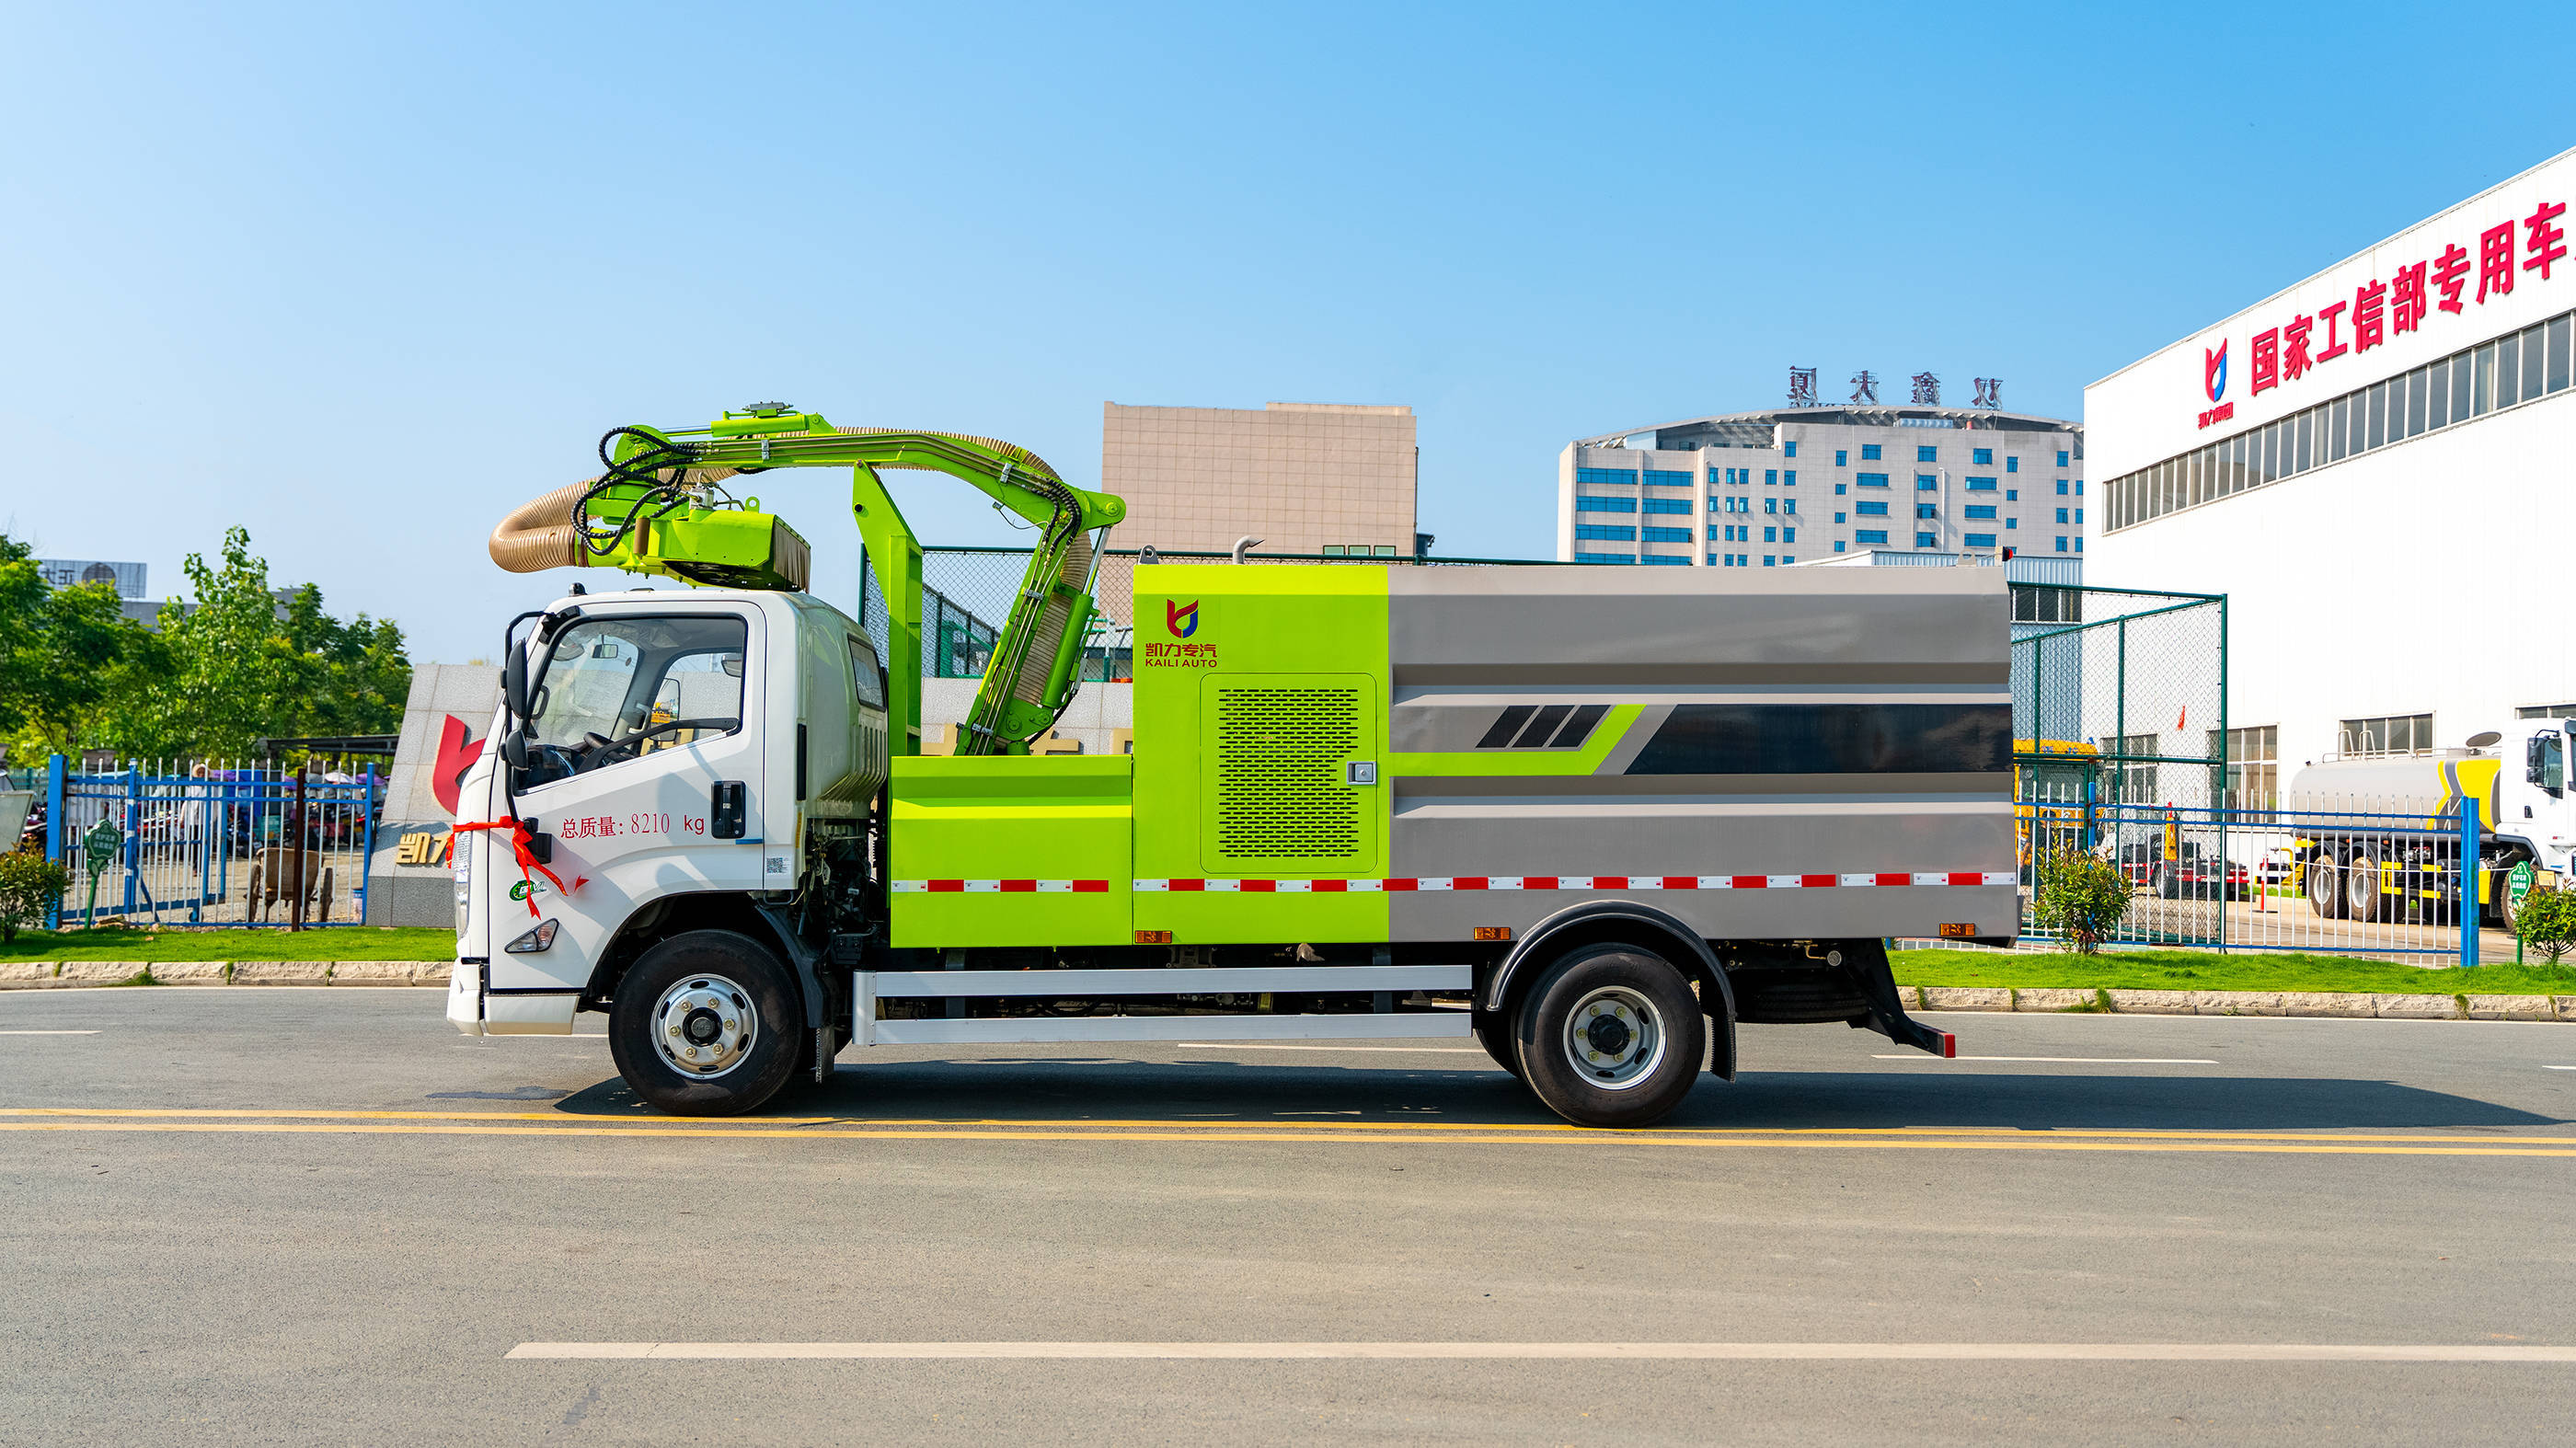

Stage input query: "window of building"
[
  {"left": 1763, "top": 525, "right": 1777, "bottom": 543},
  {"left": 2517, "top": 703, "right": 2576, "bottom": 719},
  {"left": 2074, "top": 538, "right": 2083, "bottom": 553},
  {"left": 1964, "top": 476, "right": 1997, "bottom": 491},
  {"left": 1765, "top": 497, "right": 1777, "bottom": 515},
  {"left": 1916, "top": 474, "right": 1938, "bottom": 490},
  {"left": 2076, "top": 479, "right": 2084, "bottom": 495},
  {"left": 1912, "top": 445, "right": 1935, "bottom": 463},
  {"left": 2218, "top": 725, "right": 2278, "bottom": 811},
  {"left": 1834, "top": 541, "right": 1846, "bottom": 553},
  {"left": 2341, "top": 712, "right": 2434, "bottom": 757},
  {"left": 1782, "top": 498, "right": 1797, "bottom": 514},
  {"left": 1642, "top": 554, "right": 1689, "bottom": 566},
  {"left": 2053, "top": 535, "right": 2067, "bottom": 552},
  {"left": 2006, "top": 457, "right": 2018, "bottom": 473},
  {"left": 2107, "top": 732, "right": 2158, "bottom": 805},
  {"left": 1834, "top": 482, "right": 1847, "bottom": 495},
  {"left": 2075, "top": 509, "right": 2083, "bottom": 524},
  {"left": 1574, "top": 466, "right": 1638, "bottom": 486},
  {"left": 1834, "top": 511, "right": 1847, "bottom": 524},
  {"left": 1965, "top": 504, "right": 1996, "bottom": 520},
  {"left": 1641, "top": 525, "right": 1690, "bottom": 543},
  {"left": 2006, "top": 488, "right": 2018, "bottom": 500},
  {"left": 1856, "top": 500, "right": 1889, "bottom": 516},
  {"left": 1915, "top": 532, "right": 1938, "bottom": 548},
  {"left": 1781, "top": 527, "right": 1796, "bottom": 544},
  {"left": 2007, "top": 517, "right": 2017, "bottom": 529},
  {"left": 1763, "top": 556, "right": 1777, "bottom": 567},
  {"left": 1856, "top": 529, "right": 1889, "bottom": 546},
  {"left": 1574, "top": 552, "right": 1635, "bottom": 564},
  {"left": 1642, "top": 497, "right": 1690, "bottom": 515},
  {"left": 1573, "top": 523, "right": 1636, "bottom": 542},
  {"left": 1861, "top": 443, "right": 1882, "bottom": 461},
  {"left": 1834, "top": 449, "right": 1847, "bottom": 466},
  {"left": 1642, "top": 468, "right": 1692, "bottom": 487},
  {"left": 1972, "top": 448, "right": 1994, "bottom": 465},
  {"left": 1575, "top": 496, "right": 1637, "bottom": 513},
  {"left": 1784, "top": 442, "right": 1799, "bottom": 457},
  {"left": 2057, "top": 450, "right": 2070, "bottom": 467},
  {"left": 2056, "top": 479, "right": 2069, "bottom": 495},
  {"left": 2055, "top": 508, "right": 2069, "bottom": 524},
  {"left": 1915, "top": 503, "right": 1937, "bottom": 519},
  {"left": 1783, "top": 469, "right": 1797, "bottom": 487},
  {"left": 1765, "top": 469, "right": 1778, "bottom": 485},
  {"left": 1963, "top": 533, "right": 1995, "bottom": 547},
  {"left": 1856, "top": 472, "right": 1889, "bottom": 488}
]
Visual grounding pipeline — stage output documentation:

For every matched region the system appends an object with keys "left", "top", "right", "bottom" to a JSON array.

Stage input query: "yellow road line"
[
  {"left": 2, "top": 1120, "right": 2571, "bottom": 1155},
  {"left": 4, "top": 1108, "right": 2574, "bottom": 1148}
]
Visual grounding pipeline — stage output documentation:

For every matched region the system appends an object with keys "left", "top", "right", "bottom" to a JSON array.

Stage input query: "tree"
[
  {"left": 0, "top": 533, "right": 154, "bottom": 758},
  {"left": 2515, "top": 885, "right": 2576, "bottom": 966},
  {"left": 0, "top": 852, "right": 70, "bottom": 943},
  {"left": 2030, "top": 845, "right": 2133, "bottom": 954}
]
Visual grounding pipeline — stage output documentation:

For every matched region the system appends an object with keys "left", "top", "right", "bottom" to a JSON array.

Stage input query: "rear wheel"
[
  {"left": 2306, "top": 854, "right": 2344, "bottom": 918},
  {"left": 1512, "top": 945, "right": 1705, "bottom": 1128},
  {"left": 2346, "top": 851, "right": 2385, "bottom": 923},
  {"left": 609, "top": 929, "right": 803, "bottom": 1117}
]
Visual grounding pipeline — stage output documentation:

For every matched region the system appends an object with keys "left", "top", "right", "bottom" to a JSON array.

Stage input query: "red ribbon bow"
[{"left": 452, "top": 816, "right": 571, "bottom": 915}]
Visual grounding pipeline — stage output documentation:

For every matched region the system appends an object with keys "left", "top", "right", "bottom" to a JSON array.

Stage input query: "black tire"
[
  {"left": 1512, "top": 944, "right": 1705, "bottom": 1129},
  {"left": 2306, "top": 855, "right": 2344, "bottom": 919},
  {"left": 2151, "top": 865, "right": 2179, "bottom": 899},
  {"left": 2346, "top": 851, "right": 2384, "bottom": 923},
  {"left": 1472, "top": 1011, "right": 1523, "bottom": 1079},
  {"left": 609, "top": 929, "right": 804, "bottom": 1117}
]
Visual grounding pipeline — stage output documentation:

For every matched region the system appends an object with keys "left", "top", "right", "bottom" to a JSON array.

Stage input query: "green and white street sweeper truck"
[{"left": 447, "top": 407, "right": 2015, "bottom": 1126}]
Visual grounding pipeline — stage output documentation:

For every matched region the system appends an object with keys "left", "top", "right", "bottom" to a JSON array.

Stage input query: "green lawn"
[
  {"left": 1895, "top": 947, "right": 2576, "bottom": 996},
  {"left": 0, "top": 925, "right": 454, "bottom": 962}
]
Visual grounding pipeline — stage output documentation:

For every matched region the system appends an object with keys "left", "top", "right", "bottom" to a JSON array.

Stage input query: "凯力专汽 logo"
[{"left": 1166, "top": 600, "right": 1199, "bottom": 638}]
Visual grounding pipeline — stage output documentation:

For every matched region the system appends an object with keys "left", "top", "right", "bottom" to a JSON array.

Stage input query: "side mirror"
[
  {"left": 503, "top": 646, "right": 530, "bottom": 721},
  {"left": 500, "top": 730, "right": 530, "bottom": 771}
]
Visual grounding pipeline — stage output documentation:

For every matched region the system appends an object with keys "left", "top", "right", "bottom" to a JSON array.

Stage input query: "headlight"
[
  {"left": 504, "top": 918, "right": 558, "bottom": 954},
  {"left": 454, "top": 833, "right": 472, "bottom": 906}
]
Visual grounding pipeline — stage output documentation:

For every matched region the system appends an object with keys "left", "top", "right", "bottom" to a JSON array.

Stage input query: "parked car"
[{"left": 2115, "top": 838, "right": 2251, "bottom": 901}]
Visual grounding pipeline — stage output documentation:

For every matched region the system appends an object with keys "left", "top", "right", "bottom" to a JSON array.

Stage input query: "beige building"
[{"left": 1100, "top": 401, "right": 1420, "bottom": 557}]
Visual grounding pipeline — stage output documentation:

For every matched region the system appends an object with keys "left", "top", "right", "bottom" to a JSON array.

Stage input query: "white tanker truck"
[{"left": 2283, "top": 718, "right": 2575, "bottom": 928}]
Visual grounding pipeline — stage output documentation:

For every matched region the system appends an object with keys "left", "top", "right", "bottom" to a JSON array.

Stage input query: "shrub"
[
  {"left": 2030, "top": 845, "right": 2132, "bottom": 955},
  {"left": 0, "top": 851, "right": 70, "bottom": 943},
  {"left": 2516, "top": 884, "right": 2576, "bottom": 965}
]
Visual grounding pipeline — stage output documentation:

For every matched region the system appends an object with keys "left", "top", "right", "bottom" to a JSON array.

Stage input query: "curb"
[
  {"left": 1903, "top": 984, "right": 2576, "bottom": 1022},
  {"left": 0, "top": 961, "right": 452, "bottom": 989}
]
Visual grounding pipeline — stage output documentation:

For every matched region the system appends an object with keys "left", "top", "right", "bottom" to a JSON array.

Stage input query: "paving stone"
[
  {"left": 2192, "top": 991, "right": 2287, "bottom": 1017},
  {"left": 151, "top": 961, "right": 230, "bottom": 985},
  {"left": 1918, "top": 986, "right": 2012, "bottom": 1013},
  {"left": 56, "top": 960, "right": 149, "bottom": 985},
  {"left": 2464, "top": 994, "right": 2557, "bottom": 1021},
  {"left": 2374, "top": 993, "right": 2464, "bottom": 1019},
  {"left": 329, "top": 961, "right": 417, "bottom": 986},
  {"left": 2280, "top": 992, "right": 2379, "bottom": 1018},
  {"left": 412, "top": 963, "right": 451, "bottom": 987},
  {"left": 231, "top": 960, "right": 331, "bottom": 985},
  {"left": 0, "top": 961, "right": 59, "bottom": 988},
  {"left": 2557, "top": 995, "right": 2576, "bottom": 1020},
  {"left": 2011, "top": 987, "right": 2099, "bottom": 1012},
  {"left": 2104, "top": 988, "right": 2198, "bottom": 1015}
]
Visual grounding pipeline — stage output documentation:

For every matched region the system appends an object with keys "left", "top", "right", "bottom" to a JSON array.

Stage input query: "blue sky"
[{"left": 6, "top": 1, "right": 2571, "bottom": 663}]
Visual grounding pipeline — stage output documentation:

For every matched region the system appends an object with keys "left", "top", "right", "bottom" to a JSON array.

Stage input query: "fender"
[{"left": 1482, "top": 900, "right": 1736, "bottom": 1081}]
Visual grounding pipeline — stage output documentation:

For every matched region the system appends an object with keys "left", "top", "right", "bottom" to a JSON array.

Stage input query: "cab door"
[{"left": 495, "top": 603, "right": 765, "bottom": 987}]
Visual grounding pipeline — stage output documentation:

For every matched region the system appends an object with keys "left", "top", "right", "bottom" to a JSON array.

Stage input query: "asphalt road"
[{"left": 6, "top": 990, "right": 2576, "bottom": 1444}]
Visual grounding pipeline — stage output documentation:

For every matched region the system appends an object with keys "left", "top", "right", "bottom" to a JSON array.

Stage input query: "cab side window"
[{"left": 522, "top": 615, "right": 748, "bottom": 782}]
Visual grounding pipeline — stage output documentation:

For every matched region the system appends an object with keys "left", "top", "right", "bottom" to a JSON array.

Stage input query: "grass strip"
[
  {"left": 0, "top": 925, "right": 454, "bottom": 963},
  {"left": 1895, "top": 947, "right": 2576, "bottom": 996}
]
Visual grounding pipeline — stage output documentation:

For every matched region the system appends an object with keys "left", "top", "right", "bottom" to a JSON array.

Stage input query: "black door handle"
[{"left": 711, "top": 781, "right": 747, "bottom": 839}]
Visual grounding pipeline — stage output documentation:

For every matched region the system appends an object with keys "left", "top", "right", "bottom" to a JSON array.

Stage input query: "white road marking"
[
  {"left": 1175, "top": 1042, "right": 1487, "bottom": 1054},
  {"left": 0, "top": 1030, "right": 100, "bottom": 1036},
  {"left": 1872, "top": 1055, "right": 2218, "bottom": 1064},
  {"left": 507, "top": 1340, "right": 2576, "bottom": 1362},
  {"left": 2545, "top": 1065, "right": 2576, "bottom": 1071}
]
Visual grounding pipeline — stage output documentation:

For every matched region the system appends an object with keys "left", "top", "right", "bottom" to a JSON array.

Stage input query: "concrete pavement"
[{"left": 4, "top": 990, "right": 2575, "bottom": 1443}]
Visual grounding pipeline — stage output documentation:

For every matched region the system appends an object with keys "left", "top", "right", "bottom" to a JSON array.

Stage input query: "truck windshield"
[{"left": 526, "top": 615, "right": 746, "bottom": 773}]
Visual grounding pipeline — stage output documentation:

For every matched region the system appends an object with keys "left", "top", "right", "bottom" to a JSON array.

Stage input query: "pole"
[
  {"left": 2460, "top": 790, "right": 2479, "bottom": 971},
  {"left": 43, "top": 753, "right": 66, "bottom": 930},
  {"left": 289, "top": 764, "right": 308, "bottom": 933}
]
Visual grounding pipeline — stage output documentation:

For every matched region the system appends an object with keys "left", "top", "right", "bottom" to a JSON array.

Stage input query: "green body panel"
[
  {"left": 889, "top": 754, "right": 1133, "bottom": 948},
  {"left": 1386, "top": 704, "right": 1644, "bottom": 777},
  {"left": 1131, "top": 565, "right": 1391, "bottom": 944}
]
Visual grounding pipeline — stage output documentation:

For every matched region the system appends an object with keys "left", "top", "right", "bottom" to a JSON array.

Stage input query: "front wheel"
[
  {"left": 609, "top": 929, "right": 804, "bottom": 1117},
  {"left": 2306, "top": 856, "right": 2344, "bottom": 918},
  {"left": 1512, "top": 945, "right": 1705, "bottom": 1128}
]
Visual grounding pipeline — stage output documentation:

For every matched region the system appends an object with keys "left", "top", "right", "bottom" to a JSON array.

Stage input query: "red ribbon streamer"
[{"left": 452, "top": 816, "right": 570, "bottom": 916}]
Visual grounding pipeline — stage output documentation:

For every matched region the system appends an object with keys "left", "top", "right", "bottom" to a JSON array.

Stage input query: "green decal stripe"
[{"left": 1386, "top": 704, "right": 1643, "bottom": 778}]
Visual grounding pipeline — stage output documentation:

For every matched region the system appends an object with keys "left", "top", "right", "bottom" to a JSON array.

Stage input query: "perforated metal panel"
[{"left": 1202, "top": 676, "right": 1376, "bottom": 873}]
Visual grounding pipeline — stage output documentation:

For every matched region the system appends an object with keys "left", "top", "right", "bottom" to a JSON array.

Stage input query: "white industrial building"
[
  {"left": 2087, "top": 145, "right": 2576, "bottom": 797},
  {"left": 1556, "top": 406, "right": 2085, "bottom": 569}
]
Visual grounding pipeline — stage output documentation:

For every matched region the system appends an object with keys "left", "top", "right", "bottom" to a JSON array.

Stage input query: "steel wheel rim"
[
  {"left": 2308, "top": 860, "right": 2337, "bottom": 911},
  {"left": 1560, "top": 985, "right": 1666, "bottom": 1091},
  {"left": 2347, "top": 857, "right": 2378, "bottom": 915},
  {"left": 651, "top": 973, "right": 759, "bottom": 1079}
]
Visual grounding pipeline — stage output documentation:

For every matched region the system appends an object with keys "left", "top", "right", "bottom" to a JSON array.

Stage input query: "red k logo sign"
[
  {"left": 2203, "top": 339, "right": 2228, "bottom": 403},
  {"left": 431, "top": 715, "right": 485, "bottom": 815},
  {"left": 1166, "top": 600, "right": 1200, "bottom": 638}
]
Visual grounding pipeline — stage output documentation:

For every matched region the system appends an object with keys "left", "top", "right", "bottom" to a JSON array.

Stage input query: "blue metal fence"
[{"left": 39, "top": 756, "right": 383, "bottom": 928}]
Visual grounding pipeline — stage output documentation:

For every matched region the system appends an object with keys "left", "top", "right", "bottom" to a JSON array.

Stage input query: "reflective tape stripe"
[{"left": 895, "top": 873, "right": 2017, "bottom": 894}]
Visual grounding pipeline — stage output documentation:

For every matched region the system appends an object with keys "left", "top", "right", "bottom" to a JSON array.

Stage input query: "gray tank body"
[{"left": 1382, "top": 567, "right": 2017, "bottom": 944}]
